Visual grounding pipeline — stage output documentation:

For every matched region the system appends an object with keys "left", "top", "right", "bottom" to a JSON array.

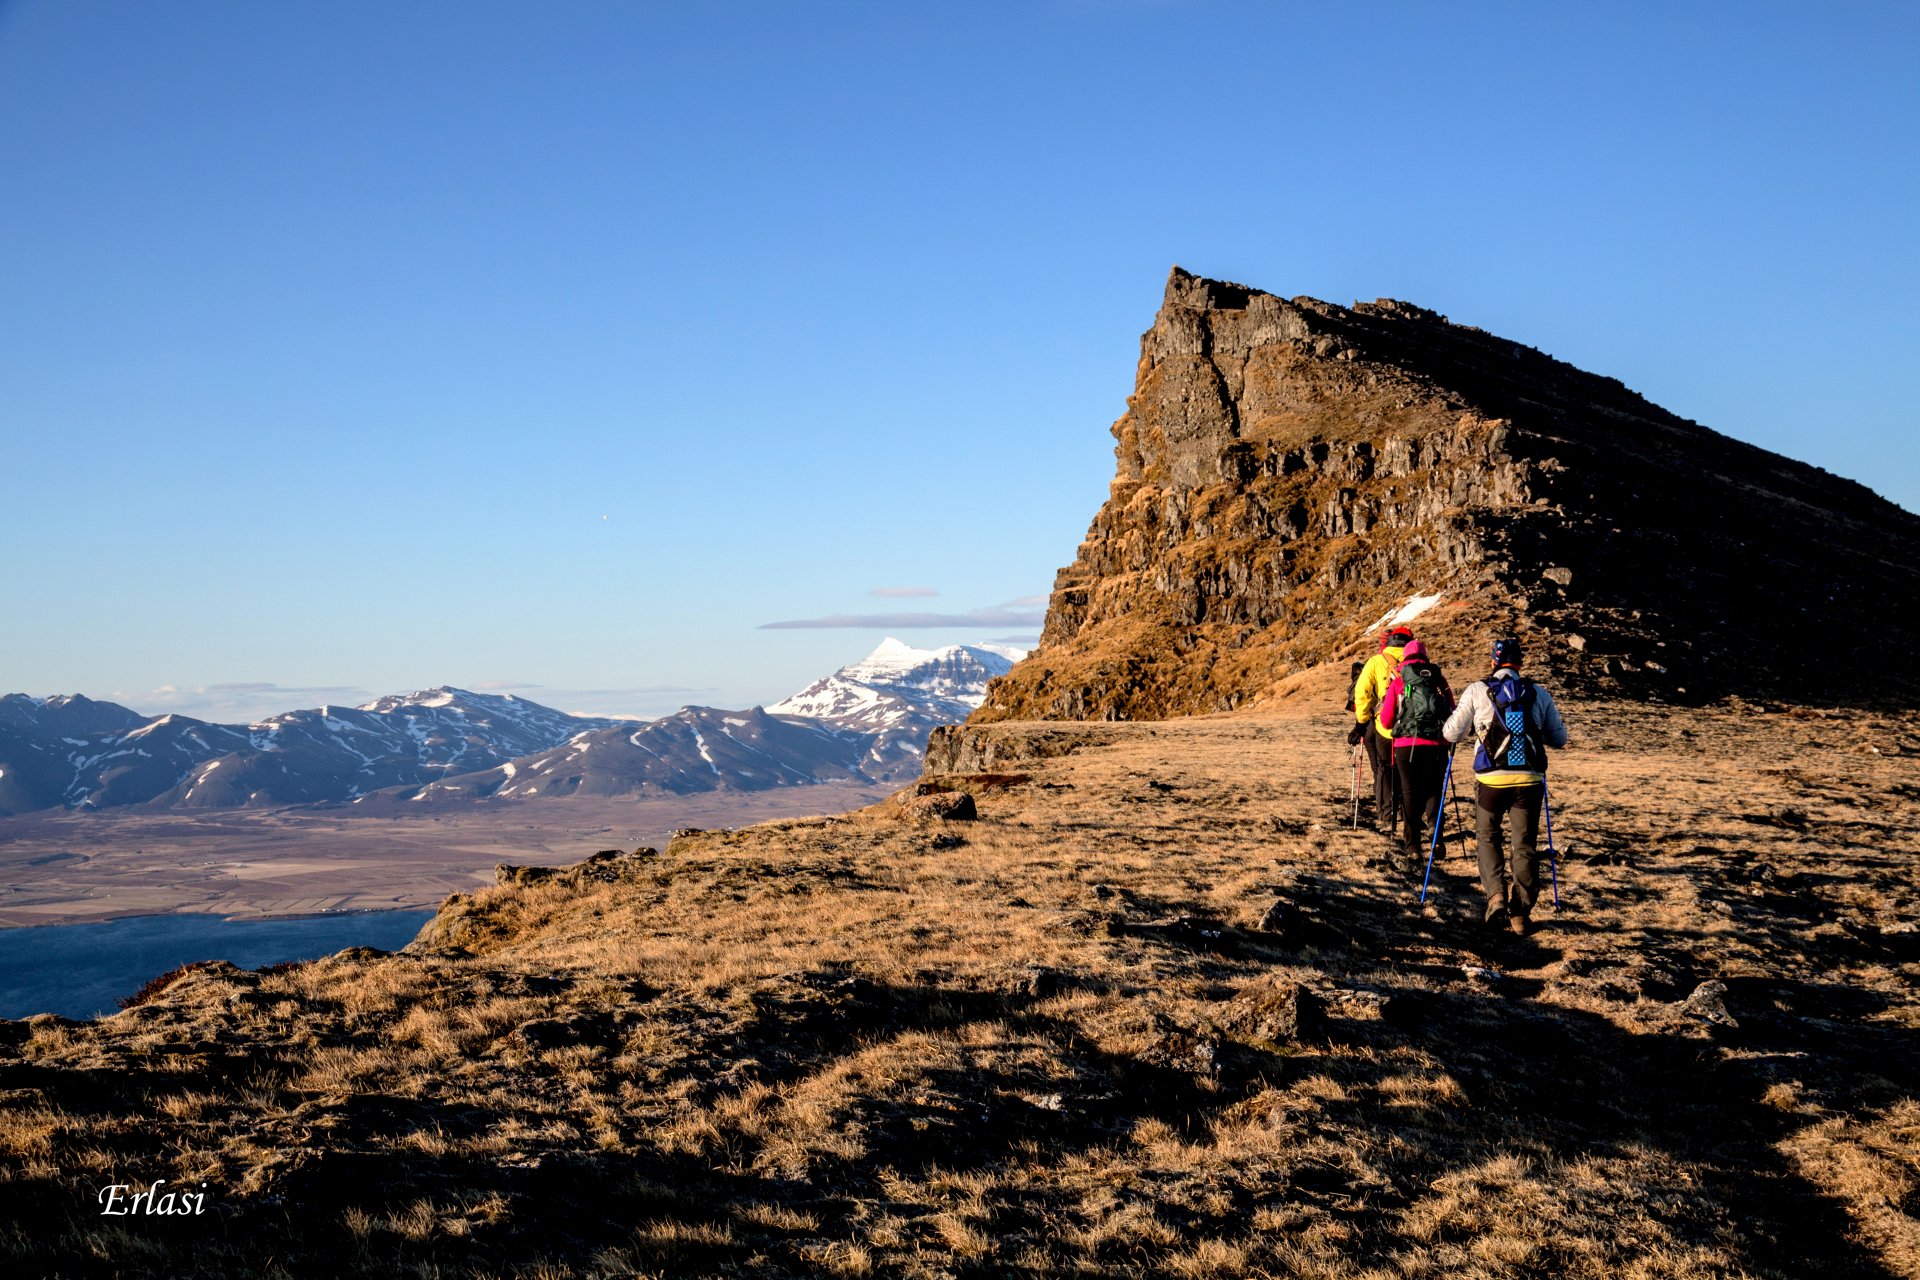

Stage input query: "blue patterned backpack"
[{"left": 1474, "top": 676, "right": 1547, "bottom": 773}]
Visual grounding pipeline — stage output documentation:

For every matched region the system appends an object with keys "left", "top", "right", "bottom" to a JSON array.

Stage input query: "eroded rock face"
[{"left": 977, "top": 267, "right": 1920, "bottom": 720}]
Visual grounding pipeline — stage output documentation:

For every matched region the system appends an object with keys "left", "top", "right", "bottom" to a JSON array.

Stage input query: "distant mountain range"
[
  {"left": 389, "top": 639, "right": 1018, "bottom": 805},
  {"left": 0, "top": 640, "right": 1018, "bottom": 816},
  {"left": 0, "top": 688, "right": 622, "bottom": 814}
]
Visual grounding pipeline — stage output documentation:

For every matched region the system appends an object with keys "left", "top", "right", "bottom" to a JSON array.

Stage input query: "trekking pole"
[
  {"left": 1445, "top": 748, "right": 1466, "bottom": 858},
  {"left": 1349, "top": 743, "right": 1362, "bottom": 828},
  {"left": 1419, "top": 752, "right": 1454, "bottom": 905},
  {"left": 1543, "top": 778, "right": 1561, "bottom": 910}
]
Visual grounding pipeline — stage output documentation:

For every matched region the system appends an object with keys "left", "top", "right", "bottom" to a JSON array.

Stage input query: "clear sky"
[{"left": 3, "top": 2, "right": 1914, "bottom": 722}]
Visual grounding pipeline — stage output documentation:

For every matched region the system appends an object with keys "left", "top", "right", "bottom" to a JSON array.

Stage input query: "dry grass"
[{"left": 1, "top": 695, "right": 1916, "bottom": 1277}]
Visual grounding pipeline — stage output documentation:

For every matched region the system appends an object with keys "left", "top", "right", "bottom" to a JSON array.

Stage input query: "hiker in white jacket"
[{"left": 1442, "top": 638, "right": 1570, "bottom": 934}]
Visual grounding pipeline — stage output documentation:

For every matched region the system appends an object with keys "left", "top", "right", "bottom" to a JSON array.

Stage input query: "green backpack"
[{"left": 1393, "top": 662, "right": 1449, "bottom": 740}]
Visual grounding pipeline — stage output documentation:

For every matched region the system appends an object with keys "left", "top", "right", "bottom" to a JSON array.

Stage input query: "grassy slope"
[{"left": 1, "top": 691, "right": 1917, "bottom": 1278}]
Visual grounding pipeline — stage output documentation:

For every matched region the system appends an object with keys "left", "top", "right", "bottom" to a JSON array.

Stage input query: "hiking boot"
[
  {"left": 1483, "top": 900, "right": 1509, "bottom": 930},
  {"left": 1508, "top": 913, "right": 1531, "bottom": 936}
]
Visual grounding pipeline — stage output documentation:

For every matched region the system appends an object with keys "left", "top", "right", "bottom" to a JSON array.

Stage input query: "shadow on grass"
[{"left": 4, "top": 939, "right": 1914, "bottom": 1279}]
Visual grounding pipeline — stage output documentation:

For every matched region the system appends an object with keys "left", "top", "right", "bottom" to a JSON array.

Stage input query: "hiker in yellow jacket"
[{"left": 1349, "top": 625, "right": 1413, "bottom": 835}]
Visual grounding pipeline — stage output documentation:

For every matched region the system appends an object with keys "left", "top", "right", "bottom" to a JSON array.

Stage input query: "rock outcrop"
[{"left": 977, "top": 267, "right": 1920, "bottom": 720}]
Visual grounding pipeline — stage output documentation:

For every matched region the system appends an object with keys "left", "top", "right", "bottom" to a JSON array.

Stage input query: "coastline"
[{"left": 0, "top": 906, "right": 439, "bottom": 1021}]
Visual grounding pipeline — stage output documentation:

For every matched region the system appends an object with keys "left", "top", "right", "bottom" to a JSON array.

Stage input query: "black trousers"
[
  {"left": 1476, "top": 782, "right": 1545, "bottom": 916},
  {"left": 1364, "top": 731, "right": 1400, "bottom": 830},
  {"left": 1393, "top": 744, "right": 1449, "bottom": 861}
]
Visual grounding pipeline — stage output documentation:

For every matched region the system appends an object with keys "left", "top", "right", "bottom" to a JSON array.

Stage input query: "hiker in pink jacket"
[{"left": 1377, "top": 640, "right": 1457, "bottom": 869}]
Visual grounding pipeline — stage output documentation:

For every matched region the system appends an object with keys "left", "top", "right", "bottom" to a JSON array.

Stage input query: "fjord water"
[{"left": 0, "top": 910, "right": 434, "bottom": 1019}]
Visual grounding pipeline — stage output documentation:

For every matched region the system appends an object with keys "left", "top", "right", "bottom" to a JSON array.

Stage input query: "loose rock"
[
  {"left": 1225, "top": 980, "right": 1328, "bottom": 1044},
  {"left": 896, "top": 792, "right": 978, "bottom": 821},
  {"left": 1674, "top": 980, "right": 1739, "bottom": 1028}
]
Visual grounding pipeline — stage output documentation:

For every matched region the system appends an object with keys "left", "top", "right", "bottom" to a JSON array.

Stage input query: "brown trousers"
[{"left": 1476, "top": 781, "right": 1545, "bottom": 917}]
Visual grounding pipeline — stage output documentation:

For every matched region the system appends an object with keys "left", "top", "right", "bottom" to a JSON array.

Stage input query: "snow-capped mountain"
[
  {"left": 379, "top": 640, "right": 1020, "bottom": 804},
  {"left": 152, "top": 689, "right": 621, "bottom": 809},
  {"left": 390, "top": 705, "right": 877, "bottom": 803},
  {"left": 0, "top": 693, "right": 147, "bottom": 739},
  {"left": 0, "top": 688, "right": 615, "bottom": 814},
  {"left": 768, "top": 637, "right": 1021, "bottom": 721},
  {"left": 0, "top": 696, "right": 251, "bottom": 815},
  {"left": 771, "top": 637, "right": 1017, "bottom": 726},
  {"left": 767, "top": 638, "right": 1017, "bottom": 774},
  {"left": 0, "top": 641, "right": 1025, "bottom": 814}
]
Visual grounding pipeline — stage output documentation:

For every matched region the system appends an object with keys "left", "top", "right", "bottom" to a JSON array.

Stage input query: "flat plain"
[{"left": 0, "top": 783, "right": 891, "bottom": 926}]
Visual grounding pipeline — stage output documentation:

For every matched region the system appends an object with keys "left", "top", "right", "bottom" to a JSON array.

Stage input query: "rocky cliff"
[{"left": 976, "top": 268, "right": 1920, "bottom": 721}]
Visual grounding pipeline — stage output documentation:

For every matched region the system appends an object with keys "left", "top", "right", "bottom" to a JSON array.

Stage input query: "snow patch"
[
  {"left": 1390, "top": 593, "right": 1445, "bottom": 626},
  {"left": 844, "top": 636, "right": 934, "bottom": 678},
  {"left": 1370, "top": 593, "right": 1446, "bottom": 632},
  {"left": 123, "top": 715, "right": 176, "bottom": 741}
]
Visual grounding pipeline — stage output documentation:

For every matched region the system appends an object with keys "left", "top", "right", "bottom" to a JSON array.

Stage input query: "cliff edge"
[{"left": 977, "top": 267, "right": 1920, "bottom": 721}]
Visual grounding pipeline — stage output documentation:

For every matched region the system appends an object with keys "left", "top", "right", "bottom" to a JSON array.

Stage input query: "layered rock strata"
[{"left": 977, "top": 268, "right": 1920, "bottom": 720}]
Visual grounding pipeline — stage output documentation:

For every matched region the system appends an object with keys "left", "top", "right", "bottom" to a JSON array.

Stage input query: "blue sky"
[{"left": 2, "top": 2, "right": 1914, "bottom": 721}]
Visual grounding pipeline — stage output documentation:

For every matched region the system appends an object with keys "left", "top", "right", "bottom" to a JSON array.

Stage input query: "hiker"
[
  {"left": 1351, "top": 625, "right": 1413, "bottom": 836},
  {"left": 1378, "top": 640, "right": 1456, "bottom": 870},
  {"left": 1443, "top": 638, "right": 1569, "bottom": 934},
  {"left": 1343, "top": 630, "right": 1386, "bottom": 825},
  {"left": 1344, "top": 637, "right": 1381, "bottom": 717}
]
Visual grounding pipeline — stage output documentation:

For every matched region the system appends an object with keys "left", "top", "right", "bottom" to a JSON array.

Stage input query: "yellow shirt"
[{"left": 1353, "top": 646, "right": 1407, "bottom": 738}]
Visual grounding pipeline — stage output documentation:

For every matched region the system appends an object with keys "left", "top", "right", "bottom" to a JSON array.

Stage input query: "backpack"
[
  {"left": 1474, "top": 676, "right": 1548, "bottom": 773},
  {"left": 1393, "top": 662, "right": 1449, "bottom": 740}
]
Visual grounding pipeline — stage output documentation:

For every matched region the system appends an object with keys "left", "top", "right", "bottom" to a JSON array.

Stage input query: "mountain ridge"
[
  {"left": 0, "top": 643, "right": 1016, "bottom": 815},
  {"left": 0, "top": 686, "right": 620, "bottom": 815},
  {"left": 382, "top": 639, "right": 1018, "bottom": 803},
  {"left": 974, "top": 266, "right": 1920, "bottom": 723}
]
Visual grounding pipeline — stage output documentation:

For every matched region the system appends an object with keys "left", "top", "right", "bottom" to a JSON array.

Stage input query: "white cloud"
[
  {"left": 109, "top": 682, "right": 374, "bottom": 722},
  {"left": 101, "top": 680, "right": 724, "bottom": 724},
  {"left": 760, "top": 607, "right": 1045, "bottom": 630}
]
